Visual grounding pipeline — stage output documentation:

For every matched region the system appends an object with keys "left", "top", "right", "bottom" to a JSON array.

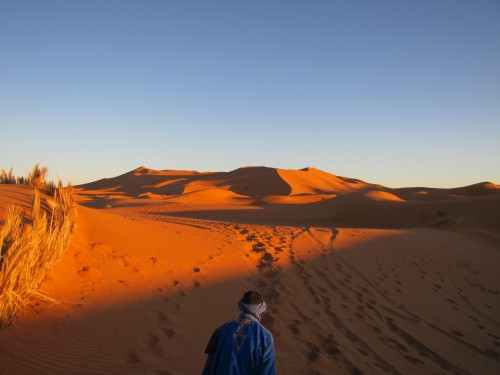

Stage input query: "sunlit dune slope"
[
  {"left": 277, "top": 167, "right": 372, "bottom": 195},
  {"left": 363, "top": 190, "right": 404, "bottom": 202},
  {"left": 76, "top": 166, "right": 379, "bottom": 203},
  {"left": 166, "top": 188, "right": 251, "bottom": 204}
]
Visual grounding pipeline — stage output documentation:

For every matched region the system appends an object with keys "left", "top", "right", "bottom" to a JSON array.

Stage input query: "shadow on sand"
[{"left": 1, "top": 227, "right": 499, "bottom": 375}]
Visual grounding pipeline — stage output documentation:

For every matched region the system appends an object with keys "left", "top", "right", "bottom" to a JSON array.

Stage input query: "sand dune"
[
  {"left": 1, "top": 167, "right": 499, "bottom": 374},
  {"left": 363, "top": 190, "right": 404, "bottom": 202},
  {"left": 446, "top": 182, "right": 500, "bottom": 197},
  {"left": 76, "top": 166, "right": 378, "bottom": 205},
  {"left": 277, "top": 167, "right": 371, "bottom": 195},
  {"left": 77, "top": 166, "right": 294, "bottom": 199},
  {"left": 166, "top": 188, "right": 251, "bottom": 204}
]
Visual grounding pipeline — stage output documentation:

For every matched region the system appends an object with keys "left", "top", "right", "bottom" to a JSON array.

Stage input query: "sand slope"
[
  {"left": 1, "top": 168, "right": 499, "bottom": 375},
  {"left": 76, "top": 166, "right": 378, "bottom": 205}
]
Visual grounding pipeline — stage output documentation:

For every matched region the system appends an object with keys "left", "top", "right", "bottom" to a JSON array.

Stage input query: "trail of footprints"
[
  {"left": 117, "top": 217, "right": 500, "bottom": 374},
  {"left": 126, "top": 220, "right": 291, "bottom": 374},
  {"left": 127, "top": 295, "right": 181, "bottom": 374},
  {"left": 229, "top": 224, "right": 313, "bottom": 336},
  {"left": 274, "top": 228, "right": 498, "bottom": 374},
  {"left": 285, "top": 231, "right": 397, "bottom": 374}
]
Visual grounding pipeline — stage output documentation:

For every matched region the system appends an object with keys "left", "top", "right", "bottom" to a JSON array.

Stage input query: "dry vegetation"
[
  {"left": 1, "top": 164, "right": 58, "bottom": 195},
  {"left": 0, "top": 168, "right": 16, "bottom": 184},
  {"left": 0, "top": 167, "right": 77, "bottom": 328}
]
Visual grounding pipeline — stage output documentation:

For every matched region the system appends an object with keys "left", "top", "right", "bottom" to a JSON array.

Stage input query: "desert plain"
[{"left": 0, "top": 166, "right": 499, "bottom": 375}]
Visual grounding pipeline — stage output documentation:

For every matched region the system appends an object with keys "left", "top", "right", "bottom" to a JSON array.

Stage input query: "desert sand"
[{"left": 1, "top": 166, "right": 499, "bottom": 375}]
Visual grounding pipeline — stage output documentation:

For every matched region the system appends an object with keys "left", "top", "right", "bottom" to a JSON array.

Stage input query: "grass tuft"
[
  {"left": 0, "top": 183, "right": 77, "bottom": 328},
  {"left": 0, "top": 168, "right": 16, "bottom": 184},
  {"left": 1, "top": 164, "right": 62, "bottom": 196},
  {"left": 43, "top": 180, "right": 58, "bottom": 197},
  {"left": 27, "top": 163, "right": 48, "bottom": 190}
]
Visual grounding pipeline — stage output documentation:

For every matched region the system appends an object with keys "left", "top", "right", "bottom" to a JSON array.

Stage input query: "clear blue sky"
[{"left": 1, "top": 0, "right": 499, "bottom": 188}]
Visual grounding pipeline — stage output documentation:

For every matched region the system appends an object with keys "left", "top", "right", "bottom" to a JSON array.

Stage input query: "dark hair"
[{"left": 242, "top": 291, "right": 263, "bottom": 305}]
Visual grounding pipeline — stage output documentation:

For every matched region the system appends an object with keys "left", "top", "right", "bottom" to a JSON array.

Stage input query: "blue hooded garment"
[{"left": 201, "top": 314, "right": 276, "bottom": 375}]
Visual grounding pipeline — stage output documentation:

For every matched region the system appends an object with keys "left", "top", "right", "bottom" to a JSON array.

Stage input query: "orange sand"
[{"left": 0, "top": 166, "right": 499, "bottom": 374}]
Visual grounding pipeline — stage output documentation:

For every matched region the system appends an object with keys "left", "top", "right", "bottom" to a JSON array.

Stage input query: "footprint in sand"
[
  {"left": 246, "top": 234, "right": 257, "bottom": 242},
  {"left": 157, "top": 311, "right": 168, "bottom": 323},
  {"left": 146, "top": 334, "right": 163, "bottom": 356},
  {"left": 357, "top": 348, "right": 369, "bottom": 356},
  {"left": 289, "top": 321, "right": 301, "bottom": 335},
  {"left": 368, "top": 324, "right": 381, "bottom": 333},
  {"left": 451, "top": 330, "right": 464, "bottom": 337},
  {"left": 127, "top": 351, "right": 141, "bottom": 366},
  {"left": 162, "top": 297, "right": 181, "bottom": 312},
  {"left": 162, "top": 328, "right": 176, "bottom": 338},
  {"left": 306, "top": 344, "right": 321, "bottom": 364},
  {"left": 120, "top": 256, "right": 130, "bottom": 267},
  {"left": 404, "top": 355, "right": 424, "bottom": 365}
]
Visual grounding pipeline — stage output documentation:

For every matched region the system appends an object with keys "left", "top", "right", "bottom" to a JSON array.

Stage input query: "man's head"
[{"left": 242, "top": 291, "right": 264, "bottom": 305}]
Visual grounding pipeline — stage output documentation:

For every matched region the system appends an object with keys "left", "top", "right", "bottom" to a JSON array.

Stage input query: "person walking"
[{"left": 201, "top": 291, "right": 276, "bottom": 375}]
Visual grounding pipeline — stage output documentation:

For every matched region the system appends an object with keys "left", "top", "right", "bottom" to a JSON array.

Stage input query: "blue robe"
[{"left": 201, "top": 314, "right": 276, "bottom": 375}]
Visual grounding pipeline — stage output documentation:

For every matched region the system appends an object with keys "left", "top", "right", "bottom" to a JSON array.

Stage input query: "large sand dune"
[{"left": 1, "top": 166, "right": 499, "bottom": 374}]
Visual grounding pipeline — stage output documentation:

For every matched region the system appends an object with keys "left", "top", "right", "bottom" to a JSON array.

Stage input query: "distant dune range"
[
  {"left": 1, "top": 166, "right": 499, "bottom": 375},
  {"left": 77, "top": 166, "right": 500, "bottom": 235}
]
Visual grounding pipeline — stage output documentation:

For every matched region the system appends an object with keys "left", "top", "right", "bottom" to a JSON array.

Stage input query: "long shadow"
[
  {"left": 144, "top": 200, "right": 434, "bottom": 229},
  {"left": 1, "top": 229, "right": 499, "bottom": 375},
  {"left": 145, "top": 192, "right": 500, "bottom": 235}
]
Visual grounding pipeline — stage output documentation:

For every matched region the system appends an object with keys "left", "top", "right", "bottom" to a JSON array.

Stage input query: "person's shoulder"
[
  {"left": 254, "top": 321, "right": 273, "bottom": 339},
  {"left": 217, "top": 320, "right": 238, "bottom": 330},
  {"left": 255, "top": 323, "right": 274, "bottom": 350}
]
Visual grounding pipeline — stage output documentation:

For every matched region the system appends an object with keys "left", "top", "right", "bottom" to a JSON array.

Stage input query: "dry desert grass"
[{"left": 0, "top": 179, "right": 77, "bottom": 328}]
